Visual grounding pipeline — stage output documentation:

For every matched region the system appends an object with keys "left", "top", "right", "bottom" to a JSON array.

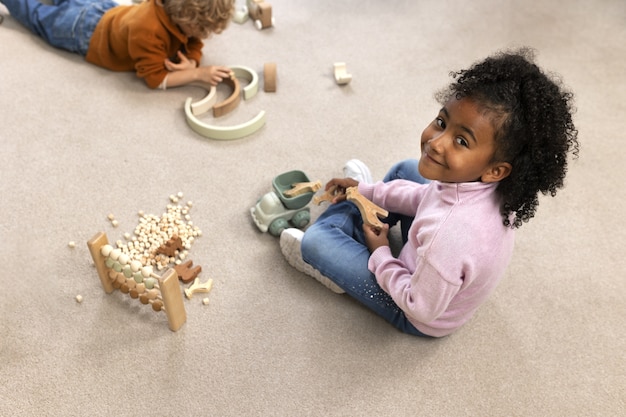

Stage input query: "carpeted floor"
[{"left": 0, "top": 0, "right": 624, "bottom": 415}]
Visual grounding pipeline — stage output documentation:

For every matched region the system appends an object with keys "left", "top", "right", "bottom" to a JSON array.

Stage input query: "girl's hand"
[
  {"left": 324, "top": 178, "right": 359, "bottom": 203},
  {"left": 363, "top": 223, "right": 390, "bottom": 253},
  {"left": 164, "top": 51, "right": 197, "bottom": 72},
  {"left": 197, "top": 65, "right": 232, "bottom": 86}
]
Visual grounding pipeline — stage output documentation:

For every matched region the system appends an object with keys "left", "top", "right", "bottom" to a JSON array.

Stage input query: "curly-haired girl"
[
  {"left": 280, "top": 48, "right": 580, "bottom": 337},
  {"left": 1, "top": 0, "right": 234, "bottom": 88}
]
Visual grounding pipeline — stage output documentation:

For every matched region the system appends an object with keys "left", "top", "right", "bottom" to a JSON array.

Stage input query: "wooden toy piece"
[
  {"left": 174, "top": 259, "right": 202, "bottom": 284},
  {"left": 284, "top": 180, "right": 322, "bottom": 198},
  {"left": 155, "top": 235, "right": 183, "bottom": 257},
  {"left": 87, "top": 232, "right": 114, "bottom": 294},
  {"left": 334, "top": 62, "right": 352, "bottom": 85},
  {"left": 346, "top": 186, "right": 388, "bottom": 229},
  {"left": 184, "top": 277, "right": 214, "bottom": 299},
  {"left": 190, "top": 83, "right": 217, "bottom": 116},
  {"left": 158, "top": 268, "right": 187, "bottom": 332},
  {"left": 232, "top": 5, "right": 249, "bottom": 23},
  {"left": 263, "top": 62, "right": 277, "bottom": 92},
  {"left": 247, "top": 0, "right": 273, "bottom": 30},
  {"left": 313, "top": 184, "right": 341, "bottom": 205},
  {"left": 213, "top": 72, "right": 241, "bottom": 118},
  {"left": 231, "top": 65, "right": 259, "bottom": 100},
  {"left": 184, "top": 97, "right": 266, "bottom": 140}
]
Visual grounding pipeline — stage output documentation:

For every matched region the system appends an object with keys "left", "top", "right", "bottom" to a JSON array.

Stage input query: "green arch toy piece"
[{"left": 184, "top": 98, "right": 266, "bottom": 141}]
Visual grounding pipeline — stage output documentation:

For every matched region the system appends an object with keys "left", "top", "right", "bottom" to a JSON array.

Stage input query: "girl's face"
[{"left": 419, "top": 97, "right": 510, "bottom": 183}]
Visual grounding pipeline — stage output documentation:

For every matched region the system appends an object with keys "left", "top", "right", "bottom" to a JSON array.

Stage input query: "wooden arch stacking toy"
[
  {"left": 87, "top": 232, "right": 187, "bottom": 332},
  {"left": 184, "top": 65, "right": 266, "bottom": 141}
]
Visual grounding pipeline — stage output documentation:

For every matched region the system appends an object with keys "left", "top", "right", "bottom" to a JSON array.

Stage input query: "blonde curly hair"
[{"left": 164, "top": 0, "right": 234, "bottom": 38}]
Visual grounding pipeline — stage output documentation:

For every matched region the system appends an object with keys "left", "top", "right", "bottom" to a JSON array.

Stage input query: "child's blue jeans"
[
  {"left": 301, "top": 159, "right": 432, "bottom": 337},
  {"left": 3, "top": 0, "right": 118, "bottom": 55}
]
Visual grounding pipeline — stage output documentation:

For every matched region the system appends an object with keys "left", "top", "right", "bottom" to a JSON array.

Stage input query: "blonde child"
[
  {"left": 1, "top": 0, "right": 234, "bottom": 88},
  {"left": 280, "top": 49, "right": 580, "bottom": 338}
]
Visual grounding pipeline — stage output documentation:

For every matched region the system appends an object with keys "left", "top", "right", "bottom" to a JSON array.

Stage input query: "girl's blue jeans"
[
  {"left": 301, "top": 159, "right": 432, "bottom": 337},
  {"left": 3, "top": 0, "right": 118, "bottom": 55}
]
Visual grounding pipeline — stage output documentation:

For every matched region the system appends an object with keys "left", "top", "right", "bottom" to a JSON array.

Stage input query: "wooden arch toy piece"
[
  {"left": 263, "top": 62, "right": 277, "bottom": 92},
  {"left": 346, "top": 187, "right": 388, "bottom": 229},
  {"left": 334, "top": 62, "right": 352, "bottom": 85},
  {"left": 184, "top": 97, "right": 266, "bottom": 140},
  {"left": 212, "top": 73, "right": 241, "bottom": 118},
  {"left": 230, "top": 65, "right": 260, "bottom": 100},
  {"left": 189, "top": 83, "right": 217, "bottom": 116}
]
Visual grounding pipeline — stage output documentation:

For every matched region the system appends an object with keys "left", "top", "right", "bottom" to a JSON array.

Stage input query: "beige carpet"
[{"left": 0, "top": 0, "right": 624, "bottom": 415}]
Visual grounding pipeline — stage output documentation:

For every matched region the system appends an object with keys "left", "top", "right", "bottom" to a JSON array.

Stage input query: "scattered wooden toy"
[
  {"left": 264, "top": 62, "right": 277, "bottom": 92},
  {"left": 334, "top": 62, "right": 352, "bottom": 85},
  {"left": 313, "top": 184, "right": 341, "bottom": 205},
  {"left": 156, "top": 235, "right": 183, "bottom": 257},
  {"left": 184, "top": 277, "right": 214, "bottom": 299},
  {"left": 174, "top": 259, "right": 202, "bottom": 284}
]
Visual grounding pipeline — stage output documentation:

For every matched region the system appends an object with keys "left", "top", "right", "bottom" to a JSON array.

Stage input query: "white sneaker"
[
  {"left": 279, "top": 228, "right": 345, "bottom": 294},
  {"left": 343, "top": 159, "right": 373, "bottom": 183}
]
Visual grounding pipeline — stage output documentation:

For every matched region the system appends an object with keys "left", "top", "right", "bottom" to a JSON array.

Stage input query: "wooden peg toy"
[
  {"left": 156, "top": 235, "right": 183, "bottom": 257},
  {"left": 174, "top": 259, "right": 202, "bottom": 284},
  {"left": 284, "top": 180, "right": 322, "bottom": 198},
  {"left": 346, "top": 187, "right": 388, "bottom": 229},
  {"left": 263, "top": 62, "right": 277, "bottom": 92},
  {"left": 184, "top": 277, "right": 214, "bottom": 299}
]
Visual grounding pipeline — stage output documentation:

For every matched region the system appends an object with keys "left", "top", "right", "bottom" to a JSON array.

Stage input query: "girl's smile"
[{"left": 418, "top": 97, "right": 511, "bottom": 184}]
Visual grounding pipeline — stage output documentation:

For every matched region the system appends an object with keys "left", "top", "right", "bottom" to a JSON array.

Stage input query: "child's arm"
[{"left": 163, "top": 59, "right": 232, "bottom": 88}]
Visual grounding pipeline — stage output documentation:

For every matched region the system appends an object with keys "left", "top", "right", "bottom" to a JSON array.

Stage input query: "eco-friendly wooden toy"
[
  {"left": 87, "top": 232, "right": 187, "bottom": 332},
  {"left": 184, "top": 65, "right": 266, "bottom": 140},
  {"left": 247, "top": 0, "right": 274, "bottom": 30},
  {"left": 283, "top": 180, "right": 322, "bottom": 198},
  {"left": 346, "top": 186, "right": 388, "bottom": 229},
  {"left": 212, "top": 72, "right": 241, "bottom": 117},
  {"left": 263, "top": 62, "right": 277, "bottom": 92},
  {"left": 251, "top": 170, "right": 318, "bottom": 236},
  {"left": 334, "top": 62, "right": 352, "bottom": 85},
  {"left": 184, "top": 277, "right": 213, "bottom": 299},
  {"left": 174, "top": 259, "right": 202, "bottom": 284},
  {"left": 313, "top": 185, "right": 388, "bottom": 229}
]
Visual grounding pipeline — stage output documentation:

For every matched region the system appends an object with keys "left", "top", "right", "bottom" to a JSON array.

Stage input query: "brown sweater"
[{"left": 85, "top": 0, "right": 203, "bottom": 88}]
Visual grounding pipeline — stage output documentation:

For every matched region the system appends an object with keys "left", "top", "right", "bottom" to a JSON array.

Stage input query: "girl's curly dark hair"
[{"left": 437, "top": 47, "right": 580, "bottom": 228}]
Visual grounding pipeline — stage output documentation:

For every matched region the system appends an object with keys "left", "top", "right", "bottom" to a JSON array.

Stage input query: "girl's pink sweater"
[{"left": 359, "top": 180, "right": 515, "bottom": 337}]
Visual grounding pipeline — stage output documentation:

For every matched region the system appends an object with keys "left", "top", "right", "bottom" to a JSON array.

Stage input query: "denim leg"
[
  {"left": 382, "top": 159, "right": 429, "bottom": 244},
  {"left": 302, "top": 201, "right": 428, "bottom": 336},
  {"left": 2, "top": 0, "right": 116, "bottom": 55}
]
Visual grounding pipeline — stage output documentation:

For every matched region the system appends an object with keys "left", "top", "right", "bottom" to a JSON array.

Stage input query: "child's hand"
[
  {"left": 197, "top": 65, "right": 232, "bottom": 86},
  {"left": 324, "top": 178, "right": 359, "bottom": 203},
  {"left": 363, "top": 223, "right": 390, "bottom": 253},
  {"left": 164, "top": 51, "right": 197, "bottom": 72}
]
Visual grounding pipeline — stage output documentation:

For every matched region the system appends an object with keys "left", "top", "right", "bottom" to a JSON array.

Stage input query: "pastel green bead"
[
  {"left": 105, "top": 257, "right": 115, "bottom": 269},
  {"left": 145, "top": 278, "right": 156, "bottom": 289},
  {"left": 133, "top": 272, "right": 144, "bottom": 283},
  {"left": 113, "top": 262, "right": 123, "bottom": 272},
  {"left": 123, "top": 265, "right": 132, "bottom": 278}
]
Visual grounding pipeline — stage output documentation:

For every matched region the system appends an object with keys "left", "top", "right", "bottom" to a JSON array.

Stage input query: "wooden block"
[
  {"left": 87, "top": 232, "right": 114, "bottom": 294},
  {"left": 263, "top": 62, "right": 277, "bottom": 92},
  {"left": 159, "top": 268, "right": 187, "bottom": 332},
  {"left": 346, "top": 187, "right": 388, "bottom": 229}
]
